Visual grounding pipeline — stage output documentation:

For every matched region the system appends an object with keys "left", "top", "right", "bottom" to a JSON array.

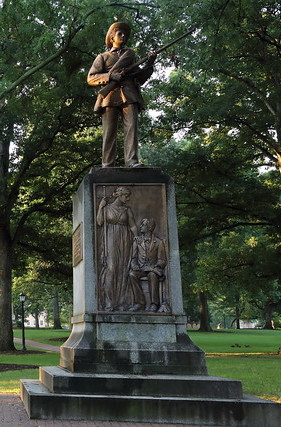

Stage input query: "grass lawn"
[
  {"left": 13, "top": 328, "right": 70, "bottom": 346},
  {"left": 0, "top": 369, "right": 41, "bottom": 393},
  {"left": 1, "top": 329, "right": 66, "bottom": 393},
  {"left": 0, "top": 351, "right": 60, "bottom": 393},
  {"left": 188, "top": 329, "right": 281, "bottom": 354},
  {"left": 207, "top": 357, "right": 280, "bottom": 402},
  {"left": 0, "top": 328, "right": 280, "bottom": 401},
  {"left": 188, "top": 329, "right": 281, "bottom": 402}
]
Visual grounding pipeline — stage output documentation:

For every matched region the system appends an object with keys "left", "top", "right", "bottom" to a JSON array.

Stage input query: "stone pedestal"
[
  {"left": 21, "top": 168, "right": 281, "bottom": 426},
  {"left": 60, "top": 167, "right": 207, "bottom": 376}
]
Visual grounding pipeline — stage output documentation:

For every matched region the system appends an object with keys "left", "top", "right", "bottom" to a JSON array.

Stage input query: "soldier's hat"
[{"left": 105, "top": 22, "right": 131, "bottom": 49}]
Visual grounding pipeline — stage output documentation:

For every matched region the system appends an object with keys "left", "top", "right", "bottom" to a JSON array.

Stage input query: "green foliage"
[
  {"left": 141, "top": 131, "right": 281, "bottom": 327},
  {"left": 1, "top": 1, "right": 170, "bottom": 344},
  {"left": 143, "top": 2, "right": 281, "bottom": 327},
  {"left": 195, "top": 231, "right": 281, "bottom": 294},
  {"left": 1, "top": 0, "right": 281, "bottom": 339},
  {"left": 150, "top": 0, "right": 281, "bottom": 171}
]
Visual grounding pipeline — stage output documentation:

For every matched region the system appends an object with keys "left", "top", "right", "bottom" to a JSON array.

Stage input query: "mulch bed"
[
  {"left": 0, "top": 349, "right": 46, "bottom": 372},
  {"left": 0, "top": 363, "right": 38, "bottom": 372},
  {"left": 48, "top": 337, "right": 68, "bottom": 342},
  {"left": 0, "top": 350, "right": 45, "bottom": 355}
]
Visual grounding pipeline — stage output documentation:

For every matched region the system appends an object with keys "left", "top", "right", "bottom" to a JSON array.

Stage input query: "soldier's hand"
[
  {"left": 110, "top": 73, "right": 123, "bottom": 82},
  {"left": 147, "top": 51, "right": 157, "bottom": 65}
]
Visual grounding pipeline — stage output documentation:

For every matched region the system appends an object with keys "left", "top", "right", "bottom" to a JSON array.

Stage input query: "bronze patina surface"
[
  {"left": 95, "top": 183, "right": 169, "bottom": 312},
  {"left": 87, "top": 22, "right": 156, "bottom": 168}
]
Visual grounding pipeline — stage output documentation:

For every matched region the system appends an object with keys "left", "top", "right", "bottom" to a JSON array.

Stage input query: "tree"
[
  {"left": 140, "top": 0, "right": 281, "bottom": 330},
  {"left": 13, "top": 243, "right": 73, "bottom": 330},
  {"left": 1, "top": 0, "right": 169, "bottom": 350},
  {"left": 2, "top": 0, "right": 200, "bottom": 349},
  {"left": 3, "top": 0, "right": 280, "bottom": 344},
  {"left": 195, "top": 230, "right": 281, "bottom": 328},
  {"left": 141, "top": 133, "right": 281, "bottom": 330},
  {"left": 0, "top": 0, "right": 94, "bottom": 349},
  {"left": 150, "top": 0, "right": 281, "bottom": 172}
]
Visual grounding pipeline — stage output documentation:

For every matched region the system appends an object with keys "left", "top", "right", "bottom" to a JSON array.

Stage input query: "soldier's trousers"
[{"left": 102, "top": 103, "right": 139, "bottom": 167}]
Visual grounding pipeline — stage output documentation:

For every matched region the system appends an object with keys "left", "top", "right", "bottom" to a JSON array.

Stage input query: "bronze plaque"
[
  {"left": 72, "top": 223, "right": 83, "bottom": 267},
  {"left": 94, "top": 184, "right": 170, "bottom": 313}
]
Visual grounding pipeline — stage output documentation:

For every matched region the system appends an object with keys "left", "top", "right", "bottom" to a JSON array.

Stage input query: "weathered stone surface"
[
  {"left": 40, "top": 366, "right": 243, "bottom": 399},
  {"left": 21, "top": 379, "right": 281, "bottom": 426},
  {"left": 60, "top": 345, "right": 207, "bottom": 375},
  {"left": 60, "top": 168, "right": 206, "bottom": 374}
]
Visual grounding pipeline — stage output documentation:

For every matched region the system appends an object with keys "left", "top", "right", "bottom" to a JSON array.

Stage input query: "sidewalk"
[
  {"left": 13, "top": 338, "right": 60, "bottom": 352},
  {"left": 0, "top": 394, "right": 196, "bottom": 427}
]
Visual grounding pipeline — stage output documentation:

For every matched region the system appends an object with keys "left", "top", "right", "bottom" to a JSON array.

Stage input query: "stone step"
[
  {"left": 21, "top": 379, "right": 281, "bottom": 426},
  {"left": 40, "top": 366, "right": 243, "bottom": 399}
]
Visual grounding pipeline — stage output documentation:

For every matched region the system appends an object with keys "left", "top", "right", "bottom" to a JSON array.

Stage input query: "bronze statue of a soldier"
[{"left": 87, "top": 22, "right": 156, "bottom": 168}]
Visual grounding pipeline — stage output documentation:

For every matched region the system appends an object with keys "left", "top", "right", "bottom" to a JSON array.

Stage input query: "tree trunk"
[
  {"left": 235, "top": 317, "right": 240, "bottom": 329},
  {"left": 235, "top": 296, "right": 241, "bottom": 329},
  {"left": 0, "top": 223, "right": 15, "bottom": 351},
  {"left": 53, "top": 289, "right": 62, "bottom": 329},
  {"left": 263, "top": 301, "right": 275, "bottom": 330},
  {"left": 198, "top": 291, "right": 212, "bottom": 332},
  {"left": 0, "top": 132, "right": 15, "bottom": 350},
  {"left": 34, "top": 311, "right": 40, "bottom": 329}
]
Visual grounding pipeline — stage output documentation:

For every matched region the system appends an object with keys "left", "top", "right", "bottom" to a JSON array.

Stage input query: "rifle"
[{"left": 98, "top": 27, "right": 195, "bottom": 99}]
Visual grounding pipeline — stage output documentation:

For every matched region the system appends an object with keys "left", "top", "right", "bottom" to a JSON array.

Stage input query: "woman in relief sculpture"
[{"left": 97, "top": 186, "right": 137, "bottom": 311}]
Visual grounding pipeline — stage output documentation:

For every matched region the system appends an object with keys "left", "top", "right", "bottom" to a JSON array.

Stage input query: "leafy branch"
[{"left": 0, "top": 2, "right": 155, "bottom": 101}]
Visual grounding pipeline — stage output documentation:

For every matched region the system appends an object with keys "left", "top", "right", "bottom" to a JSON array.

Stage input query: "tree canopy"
[
  {"left": 1, "top": 0, "right": 281, "bottom": 349},
  {"left": 141, "top": 0, "right": 281, "bottom": 330}
]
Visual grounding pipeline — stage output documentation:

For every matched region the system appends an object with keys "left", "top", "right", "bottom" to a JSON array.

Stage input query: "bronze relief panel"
[{"left": 94, "top": 184, "right": 170, "bottom": 313}]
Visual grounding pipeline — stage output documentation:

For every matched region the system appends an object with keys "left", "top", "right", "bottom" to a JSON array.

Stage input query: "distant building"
[
  {"left": 24, "top": 313, "right": 50, "bottom": 328},
  {"left": 239, "top": 319, "right": 259, "bottom": 329}
]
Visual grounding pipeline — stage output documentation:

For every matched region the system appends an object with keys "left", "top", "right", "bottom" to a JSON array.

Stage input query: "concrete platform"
[
  {"left": 21, "top": 379, "right": 281, "bottom": 426},
  {"left": 39, "top": 366, "right": 243, "bottom": 399}
]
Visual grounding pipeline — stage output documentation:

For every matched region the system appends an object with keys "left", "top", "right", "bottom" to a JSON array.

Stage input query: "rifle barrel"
[
  {"left": 155, "top": 27, "right": 196, "bottom": 55},
  {"left": 126, "top": 27, "right": 196, "bottom": 71}
]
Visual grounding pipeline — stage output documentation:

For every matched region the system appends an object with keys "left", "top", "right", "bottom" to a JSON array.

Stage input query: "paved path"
[
  {"left": 0, "top": 394, "right": 196, "bottom": 427},
  {"left": 13, "top": 338, "right": 60, "bottom": 352}
]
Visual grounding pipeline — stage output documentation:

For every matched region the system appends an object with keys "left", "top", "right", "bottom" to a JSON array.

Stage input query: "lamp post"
[{"left": 19, "top": 292, "right": 26, "bottom": 351}]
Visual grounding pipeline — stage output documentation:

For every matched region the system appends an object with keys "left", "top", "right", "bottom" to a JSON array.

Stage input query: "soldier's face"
[{"left": 112, "top": 29, "right": 126, "bottom": 47}]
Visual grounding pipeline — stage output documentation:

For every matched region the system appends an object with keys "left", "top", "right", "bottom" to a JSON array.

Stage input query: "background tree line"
[{"left": 1, "top": 0, "right": 280, "bottom": 350}]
